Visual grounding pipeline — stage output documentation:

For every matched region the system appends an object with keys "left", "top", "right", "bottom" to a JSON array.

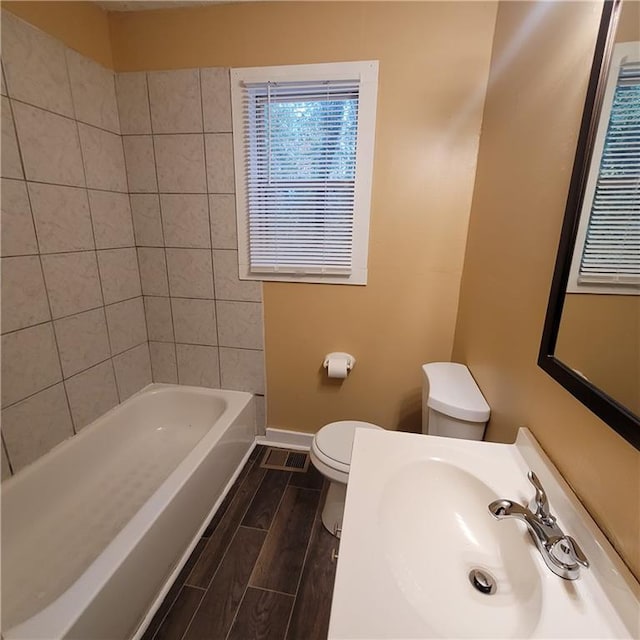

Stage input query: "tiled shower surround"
[{"left": 0, "top": 12, "right": 265, "bottom": 479}]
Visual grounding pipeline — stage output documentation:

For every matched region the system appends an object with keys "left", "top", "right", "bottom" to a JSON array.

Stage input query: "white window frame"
[
  {"left": 568, "top": 41, "right": 640, "bottom": 295},
  {"left": 230, "top": 60, "right": 378, "bottom": 285}
]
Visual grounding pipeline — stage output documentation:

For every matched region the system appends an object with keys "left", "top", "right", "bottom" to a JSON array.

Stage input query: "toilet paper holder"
[{"left": 323, "top": 352, "right": 356, "bottom": 374}]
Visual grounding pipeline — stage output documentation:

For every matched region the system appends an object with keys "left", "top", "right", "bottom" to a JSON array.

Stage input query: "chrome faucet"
[{"left": 488, "top": 471, "right": 589, "bottom": 580}]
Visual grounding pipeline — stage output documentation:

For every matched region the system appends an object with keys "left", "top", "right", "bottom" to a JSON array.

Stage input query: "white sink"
[{"left": 328, "top": 429, "right": 639, "bottom": 639}]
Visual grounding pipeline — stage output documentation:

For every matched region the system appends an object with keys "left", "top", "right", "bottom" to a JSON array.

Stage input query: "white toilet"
[
  {"left": 422, "top": 362, "right": 490, "bottom": 440},
  {"left": 310, "top": 362, "right": 490, "bottom": 537},
  {"left": 310, "top": 420, "right": 382, "bottom": 535}
]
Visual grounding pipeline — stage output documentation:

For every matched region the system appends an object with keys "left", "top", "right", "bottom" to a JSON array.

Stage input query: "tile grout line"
[
  {"left": 63, "top": 50, "right": 124, "bottom": 410},
  {"left": 283, "top": 480, "right": 328, "bottom": 640},
  {"left": 6, "top": 78, "right": 80, "bottom": 438},
  {"left": 236, "top": 470, "right": 304, "bottom": 640},
  {"left": 3, "top": 174, "right": 130, "bottom": 195},
  {"left": 1, "top": 341, "right": 148, "bottom": 412},
  {"left": 199, "top": 68, "right": 224, "bottom": 388},
  {"left": 143, "top": 71, "right": 179, "bottom": 385},
  {"left": 1, "top": 433, "right": 15, "bottom": 476},
  {"left": 118, "top": 72, "right": 151, "bottom": 387},
  {"left": 251, "top": 584, "right": 297, "bottom": 600},
  {"left": 218, "top": 463, "right": 280, "bottom": 640},
  {"left": 0, "top": 294, "right": 146, "bottom": 338},
  {"left": 246, "top": 468, "right": 292, "bottom": 591}
]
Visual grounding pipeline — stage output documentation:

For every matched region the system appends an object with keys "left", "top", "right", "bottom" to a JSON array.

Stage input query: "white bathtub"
[{"left": 1, "top": 383, "right": 256, "bottom": 640}]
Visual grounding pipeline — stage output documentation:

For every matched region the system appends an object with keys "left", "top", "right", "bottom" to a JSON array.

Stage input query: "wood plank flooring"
[{"left": 142, "top": 445, "right": 338, "bottom": 640}]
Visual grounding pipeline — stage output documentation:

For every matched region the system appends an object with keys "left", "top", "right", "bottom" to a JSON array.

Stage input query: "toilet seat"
[{"left": 311, "top": 420, "right": 382, "bottom": 482}]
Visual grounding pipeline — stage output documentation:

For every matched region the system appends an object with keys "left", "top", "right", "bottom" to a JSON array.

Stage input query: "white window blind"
[
  {"left": 231, "top": 62, "right": 378, "bottom": 285},
  {"left": 569, "top": 42, "right": 640, "bottom": 294},
  {"left": 244, "top": 79, "right": 359, "bottom": 275}
]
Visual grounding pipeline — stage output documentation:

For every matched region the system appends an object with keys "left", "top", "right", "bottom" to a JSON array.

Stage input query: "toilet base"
[{"left": 321, "top": 481, "right": 346, "bottom": 537}]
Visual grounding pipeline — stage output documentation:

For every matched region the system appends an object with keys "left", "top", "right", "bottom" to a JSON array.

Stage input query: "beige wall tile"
[
  {"left": 213, "top": 249, "right": 262, "bottom": 302},
  {"left": 64, "top": 360, "right": 119, "bottom": 431},
  {"left": 148, "top": 69, "right": 202, "bottom": 133},
  {"left": 115, "top": 72, "right": 151, "bottom": 134},
  {"left": 97, "top": 247, "right": 142, "bottom": 304},
  {"left": 12, "top": 102, "right": 84, "bottom": 187},
  {"left": 123, "top": 135, "right": 157, "bottom": 193},
  {"left": 155, "top": 134, "right": 206, "bottom": 193},
  {"left": 88, "top": 190, "right": 135, "bottom": 249},
  {"left": 138, "top": 247, "right": 169, "bottom": 296},
  {"left": 1, "top": 323, "right": 62, "bottom": 407},
  {"left": 176, "top": 343, "right": 220, "bottom": 388},
  {"left": 78, "top": 123, "right": 127, "bottom": 192},
  {"left": 219, "top": 347, "right": 264, "bottom": 394},
  {"left": 144, "top": 296, "right": 174, "bottom": 342},
  {"left": 1, "top": 11, "right": 73, "bottom": 117},
  {"left": 201, "top": 68, "right": 231, "bottom": 133},
  {"left": 105, "top": 297, "right": 147, "bottom": 355},
  {"left": 54, "top": 308, "right": 111, "bottom": 378},
  {"left": 1, "top": 179, "right": 37, "bottom": 256},
  {"left": 41, "top": 252, "right": 103, "bottom": 319},
  {"left": 1, "top": 97, "right": 23, "bottom": 179},
  {"left": 67, "top": 49, "right": 119, "bottom": 133},
  {"left": 209, "top": 194, "right": 237, "bottom": 249},
  {"left": 1, "top": 383, "right": 73, "bottom": 472},
  {"left": 28, "top": 183, "right": 94, "bottom": 253},
  {"left": 216, "top": 300, "right": 263, "bottom": 349},
  {"left": 113, "top": 343, "right": 152, "bottom": 400},
  {"left": 172, "top": 298, "right": 217, "bottom": 345},
  {"left": 205, "top": 133, "right": 234, "bottom": 193},
  {"left": 149, "top": 341, "right": 177, "bottom": 384},
  {"left": 1, "top": 256, "right": 50, "bottom": 333},
  {"left": 166, "top": 248, "right": 213, "bottom": 298},
  {"left": 161, "top": 194, "right": 209, "bottom": 248},
  {"left": 131, "top": 194, "right": 164, "bottom": 246}
]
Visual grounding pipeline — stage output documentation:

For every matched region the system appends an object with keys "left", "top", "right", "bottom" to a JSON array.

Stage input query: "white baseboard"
[{"left": 256, "top": 428, "right": 313, "bottom": 451}]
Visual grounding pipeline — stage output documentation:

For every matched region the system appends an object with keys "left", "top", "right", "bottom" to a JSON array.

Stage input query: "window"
[
  {"left": 231, "top": 61, "right": 378, "bottom": 285},
  {"left": 568, "top": 41, "right": 640, "bottom": 295}
]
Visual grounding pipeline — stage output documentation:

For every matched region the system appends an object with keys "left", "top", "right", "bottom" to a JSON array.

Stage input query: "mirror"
[{"left": 539, "top": 0, "right": 640, "bottom": 450}]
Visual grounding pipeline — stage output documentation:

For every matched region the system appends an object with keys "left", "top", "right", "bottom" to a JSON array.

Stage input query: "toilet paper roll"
[{"left": 327, "top": 358, "right": 348, "bottom": 379}]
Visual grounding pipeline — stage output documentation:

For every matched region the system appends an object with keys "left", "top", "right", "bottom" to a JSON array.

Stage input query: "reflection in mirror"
[
  {"left": 555, "top": 0, "right": 639, "bottom": 417},
  {"left": 539, "top": 0, "right": 640, "bottom": 449}
]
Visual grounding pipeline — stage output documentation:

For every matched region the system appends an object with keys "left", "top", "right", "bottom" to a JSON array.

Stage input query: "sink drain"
[{"left": 469, "top": 568, "right": 497, "bottom": 595}]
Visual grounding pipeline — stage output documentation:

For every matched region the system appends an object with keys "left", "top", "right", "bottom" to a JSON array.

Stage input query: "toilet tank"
[{"left": 421, "top": 363, "right": 490, "bottom": 440}]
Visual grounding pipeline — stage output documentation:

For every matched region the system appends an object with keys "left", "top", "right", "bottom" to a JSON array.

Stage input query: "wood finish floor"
[{"left": 142, "top": 445, "right": 338, "bottom": 640}]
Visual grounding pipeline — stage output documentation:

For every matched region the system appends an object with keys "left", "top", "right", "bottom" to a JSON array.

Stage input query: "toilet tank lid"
[{"left": 421, "top": 363, "right": 490, "bottom": 423}]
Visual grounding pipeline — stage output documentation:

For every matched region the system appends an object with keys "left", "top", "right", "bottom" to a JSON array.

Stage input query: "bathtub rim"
[{"left": 2, "top": 383, "right": 255, "bottom": 640}]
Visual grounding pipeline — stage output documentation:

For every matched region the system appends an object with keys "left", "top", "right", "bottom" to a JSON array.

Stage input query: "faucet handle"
[
  {"left": 549, "top": 535, "right": 590, "bottom": 569},
  {"left": 527, "top": 471, "right": 554, "bottom": 524},
  {"left": 563, "top": 536, "right": 589, "bottom": 568}
]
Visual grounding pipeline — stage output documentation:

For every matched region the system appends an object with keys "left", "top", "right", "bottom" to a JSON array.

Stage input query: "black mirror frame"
[{"left": 538, "top": 0, "right": 640, "bottom": 450}]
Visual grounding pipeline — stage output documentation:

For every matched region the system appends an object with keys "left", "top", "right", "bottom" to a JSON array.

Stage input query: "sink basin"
[
  {"left": 379, "top": 459, "right": 541, "bottom": 638},
  {"left": 328, "top": 429, "right": 639, "bottom": 639}
]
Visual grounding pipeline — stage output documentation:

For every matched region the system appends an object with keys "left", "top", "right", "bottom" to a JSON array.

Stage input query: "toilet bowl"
[{"left": 310, "top": 420, "right": 382, "bottom": 536}]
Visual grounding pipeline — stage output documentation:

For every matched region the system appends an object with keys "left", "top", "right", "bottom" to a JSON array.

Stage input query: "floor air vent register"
[{"left": 260, "top": 448, "right": 310, "bottom": 473}]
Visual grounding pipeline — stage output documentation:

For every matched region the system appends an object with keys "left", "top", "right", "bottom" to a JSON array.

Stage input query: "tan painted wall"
[
  {"left": 1, "top": 1, "right": 113, "bottom": 68},
  {"left": 452, "top": 0, "right": 640, "bottom": 580},
  {"left": 556, "top": 294, "right": 640, "bottom": 415},
  {"left": 109, "top": 1, "right": 498, "bottom": 433}
]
